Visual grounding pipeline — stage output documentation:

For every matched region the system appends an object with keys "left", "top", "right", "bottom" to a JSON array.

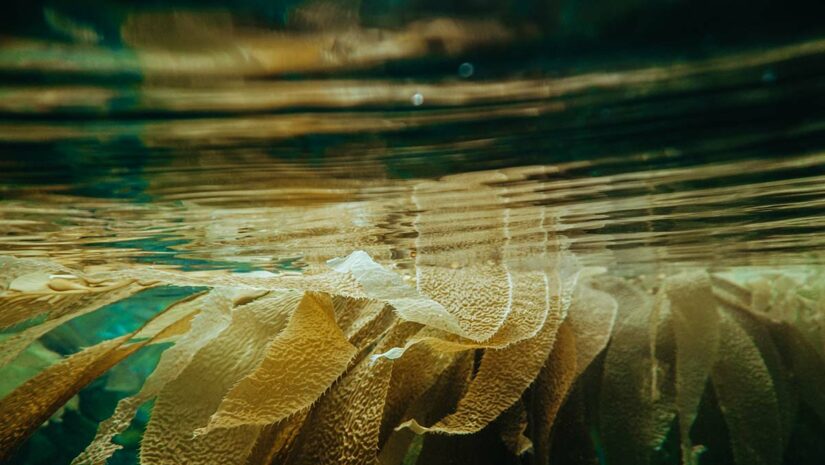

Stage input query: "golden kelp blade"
[
  {"left": 711, "top": 311, "right": 783, "bottom": 465},
  {"left": 597, "top": 276, "right": 677, "bottom": 465},
  {"left": 326, "top": 251, "right": 470, "bottom": 337},
  {"left": 566, "top": 281, "right": 617, "bottom": 377},
  {"left": 198, "top": 292, "right": 357, "bottom": 433},
  {"left": 0, "top": 335, "right": 135, "bottom": 462},
  {"left": 394, "top": 351, "right": 475, "bottom": 464},
  {"left": 0, "top": 296, "right": 195, "bottom": 462},
  {"left": 497, "top": 400, "right": 532, "bottom": 456},
  {"left": 399, "top": 295, "right": 563, "bottom": 435},
  {"left": 285, "top": 322, "right": 419, "bottom": 465},
  {"left": 768, "top": 323, "right": 825, "bottom": 424},
  {"left": 666, "top": 272, "right": 720, "bottom": 465},
  {"left": 412, "top": 174, "right": 555, "bottom": 344},
  {"left": 0, "top": 274, "right": 149, "bottom": 366},
  {"left": 531, "top": 281, "right": 617, "bottom": 465},
  {"left": 333, "top": 252, "right": 575, "bottom": 362},
  {"left": 377, "top": 345, "right": 458, "bottom": 459},
  {"left": 72, "top": 290, "right": 236, "bottom": 465},
  {"left": 531, "top": 320, "right": 577, "bottom": 465},
  {"left": 139, "top": 291, "right": 304, "bottom": 465}
]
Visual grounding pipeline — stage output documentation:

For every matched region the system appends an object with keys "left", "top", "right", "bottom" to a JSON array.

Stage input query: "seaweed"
[{"left": 0, "top": 251, "right": 823, "bottom": 465}]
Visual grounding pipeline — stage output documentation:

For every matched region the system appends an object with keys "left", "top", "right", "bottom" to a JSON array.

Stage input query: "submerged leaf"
[
  {"left": 497, "top": 399, "right": 532, "bottom": 456},
  {"left": 531, "top": 320, "right": 577, "bottom": 465},
  {"left": 199, "top": 292, "right": 357, "bottom": 433},
  {"left": 72, "top": 290, "right": 236, "bottom": 465},
  {"left": 769, "top": 323, "right": 825, "bottom": 423},
  {"left": 0, "top": 279, "right": 148, "bottom": 366},
  {"left": 0, "top": 296, "right": 190, "bottom": 462},
  {"left": 711, "top": 311, "right": 782, "bottom": 465},
  {"left": 400, "top": 292, "right": 563, "bottom": 435},
  {"left": 597, "top": 277, "right": 677, "bottom": 465},
  {"left": 0, "top": 335, "right": 135, "bottom": 462},
  {"left": 567, "top": 280, "right": 617, "bottom": 377},
  {"left": 666, "top": 271, "right": 720, "bottom": 465},
  {"left": 728, "top": 308, "right": 798, "bottom": 453},
  {"left": 287, "top": 322, "right": 419, "bottom": 465},
  {"left": 140, "top": 291, "right": 303, "bottom": 465}
]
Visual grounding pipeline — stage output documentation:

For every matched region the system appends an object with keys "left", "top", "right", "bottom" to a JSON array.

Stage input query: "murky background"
[{"left": 2, "top": 0, "right": 825, "bottom": 464}]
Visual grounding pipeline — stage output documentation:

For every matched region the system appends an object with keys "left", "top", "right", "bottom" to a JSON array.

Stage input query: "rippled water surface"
[{"left": 2, "top": 36, "right": 825, "bottom": 271}]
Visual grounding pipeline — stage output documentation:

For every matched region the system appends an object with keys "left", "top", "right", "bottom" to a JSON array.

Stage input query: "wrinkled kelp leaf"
[
  {"left": 378, "top": 351, "right": 474, "bottom": 465},
  {"left": 567, "top": 280, "right": 618, "bottom": 377},
  {"left": 72, "top": 290, "right": 236, "bottom": 465},
  {"left": 286, "top": 322, "right": 419, "bottom": 465},
  {"left": 400, "top": 291, "right": 563, "bottom": 435},
  {"left": 199, "top": 292, "right": 357, "bottom": 433},
  {"left": 666, "top": 271, "right": 720, "bottom": 465},
  {"left": 139, "top": 291, "right": 308, "bottom": 465},
  {"left": 0, "top": 335, "right": 136, "bottom": 462},
  {"left": 711, "top": 311, "right": 783, "bottom": 465},
  {"left": 0, "top": 275, "right": 149, "bottom": 366},
  {"left": 0, "top": 297, "right": 190, "bottom": 462},
  {"left": 1, "top": 251, "right": 822, "bottom": 465},
  {"left": 531, "top": 320, "right": 577, "bottom": 465},
  {"left": 597, "top": 276, "right": 677, "bottom": 465},
  {"left": 497, "top": 399, "right": 532, "bottom": 456},
  {"left": 728, "top": 308, "right": 798, "bottom": 452},
  {"left": 768, "top": 323, "right": 825, "bottom": 423},
  {"left": 378, "top": 344, "right": 457, "bottom": 450}
]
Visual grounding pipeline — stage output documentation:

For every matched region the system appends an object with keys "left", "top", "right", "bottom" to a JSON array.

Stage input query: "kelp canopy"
[
  {"left": 2, "top": 2, "right": 825, "bottom": 463},
  {"left": 1, "top": 165, "right": 824, "bottom": 465}
]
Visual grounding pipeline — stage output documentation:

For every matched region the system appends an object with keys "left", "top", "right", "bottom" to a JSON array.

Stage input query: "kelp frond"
[{"left": 0, "top": 253, "right": 823, "bottom": 465}]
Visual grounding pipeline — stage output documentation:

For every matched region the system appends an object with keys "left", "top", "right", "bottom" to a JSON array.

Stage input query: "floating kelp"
[
  {"left": 2, "top": 1, "right": 825, "bottom": 461},
  {"left": 1, "top": 250, "right": 823, "bottom": 465}
]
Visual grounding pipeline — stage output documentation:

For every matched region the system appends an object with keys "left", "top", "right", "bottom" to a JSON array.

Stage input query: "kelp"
[
  {"left": 0, "top": 293, "right": 194, "bottom": 462},
  {"left": 1, "top": 252, "right": 824, "bottom": 465},
  {"left": 197, "top": 292, "right": 357, "bottom": 434}
]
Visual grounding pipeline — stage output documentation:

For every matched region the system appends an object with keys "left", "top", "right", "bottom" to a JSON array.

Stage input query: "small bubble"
[
  {"left": 458, "top": 62, "right": 474, "bottom": 78},
  {"left": 411, "top": 92, "right": 424, "bottom": 106}
]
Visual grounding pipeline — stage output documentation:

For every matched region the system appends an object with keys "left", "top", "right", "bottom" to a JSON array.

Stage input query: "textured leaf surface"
[
  {"left": 400, "top": 294, "right": 563, "bottom": 435},
  {"left": 712, "top": 311, "right": 782, "bottom": 465},
  {"left": 140, "top": 291, "right": 303, "bottom": 465},
  {"left": 666, "top": 271, "right": 720, "bottom": 465},
  {"left": 72, "top": 290, "right": 236, "bottom": 465},
  {"left": 0, "top": 297, "right": 187, "bottom": 462},
  {"left": 532, "top": 320, "right": 577, "bottom": 465},
  {"left": 199, "top": 292, "right": 357, "bottom": 433},
  {"left": 287, "top": 322, "right": 419, "bottom": 465},
  {"left": 598, "top": 276, "right": 677, "bottom": 465},
  {"left": 567, "top": 281, "right": 617, "bottom": 377}
]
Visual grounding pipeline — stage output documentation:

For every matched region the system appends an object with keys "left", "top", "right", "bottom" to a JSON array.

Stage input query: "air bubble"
[{"left": 458, "top": 62, "right": 474, "bottom": 78}]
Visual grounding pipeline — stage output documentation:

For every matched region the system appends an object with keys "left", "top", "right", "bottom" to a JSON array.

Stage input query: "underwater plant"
[{"left": 1, "top": 198, "right": 823, "bottom": 465}]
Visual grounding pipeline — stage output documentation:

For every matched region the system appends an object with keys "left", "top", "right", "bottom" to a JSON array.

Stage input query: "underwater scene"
[{"left": 1, "top": 0, "right": 825, "bottom": 464}]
